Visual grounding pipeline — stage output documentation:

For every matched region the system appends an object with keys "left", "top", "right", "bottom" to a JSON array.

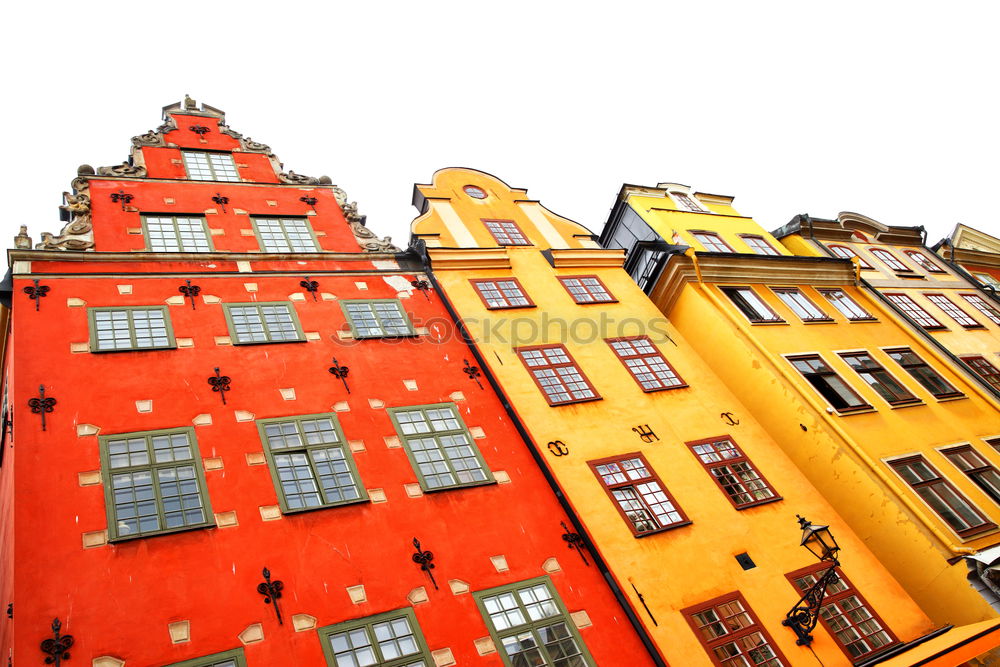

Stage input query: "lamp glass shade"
[{"left": 799, "top": 519, "right": 839, "bottom": 561}]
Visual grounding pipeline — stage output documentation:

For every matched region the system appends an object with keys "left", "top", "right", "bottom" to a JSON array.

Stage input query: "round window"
[{"left": 464, "top": 185, "right": 488, "bottom": 199}]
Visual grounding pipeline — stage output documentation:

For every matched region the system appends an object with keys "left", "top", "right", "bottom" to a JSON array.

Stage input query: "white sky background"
[{"left": 2, "top": 1, "right": 999, "bottom": 262}]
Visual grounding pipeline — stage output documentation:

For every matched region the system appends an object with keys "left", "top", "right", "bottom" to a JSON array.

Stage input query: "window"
[
  {"left": 88, "top": 307, "right": 175, "bottom": 352},
  {"left": 787, "top": 565, "right": 896, "bottom": 660},
  {"left": 828, "top": 245, "right": 873, "bottom": 269},
  {"left": 223, "top": 302, "right": 304, "bottom": 344},
  {"left": 166, "top": 649, "right": 247, "bottom": 667},
  {"left": 904, "top": 250, "right": 946, "bottom": 273},
  {"left": 818, "top": 289, "right": 875, "bottom": 321},
  {"left": 483, "top": 219, "right": 531, "bottom": 246},
  {"left": 885, "top": 348, "right": 963, "bottom": 399},
  {"left": 923, "top": 293, "right": 981, "bottom": 328},
  {"left": 890, "top": 456, "right": 994, "bottom": 536},
  {"left": 341, "top": 300, "right": 414, "bottom": 338},
  {"left": 516, "top": 345, "right": 600, "bottom": 406},
  {"left": 182, "top": 151, "right": 240, "bottom": 182},
  {"left": 973, "top": 273, "right": 1000, "bottom": 290},
  {"left": 720, "top": 287, "right": 784, "bottom": 323},
  {"left": 683, "top": 593, "right": 787, "bottom": 667},
  {"left": 687, "top": 437, "right": 779, "bottom": 509},
  {"left": 771, "top": 288, "right": 831, "bottom": 322},
  {"left": 606, "top": 336, "right": 685, "bottom": 392},
  {"left": 985, "top": 438, "right": 1000, "bottom": 454},
  {"left": 252, "top": 217, "right": 319, "bottom": 252},
  {"left": 943, "top": 446, "right": 1000, "bottom": 505},
  {"left": 388, "top": 404, "right": 492, "bottom": 491},
  {"left": 963, "top": 356, "right": 1000, "bottom": 392},
  {"left": 692, "top": 231, "right": 733, "bottom": 253},
  {"left": 788, "top": 355, "right": 869, "bottom": 412},
  {"left": 671, "top": 191, "right": 706, "bottom": 212},
  {"left": 464, "top": 185, "right": 488, "bottom": 199},
  {"left": 961, "top": 293, "right": 1000, "bottom": 325},
  {"left": 740, "top": 235, "right": 779, "bottom": 256},
  {"left": 869, "top": 248, "right": 912, "bottom": 273},
  {"left": 256, "top": 414, "right": 365, "bottom": 512},
  {"left": 318, "top": 608, "right": 433, "bottom": 667},
  {"left": 839, "top": 352, "right": 919, "bottom": 405},
  {"left": 589, "top": 453, "right": 689, "bottom": 535},
  {"left": 558, "top": 275, "right": 616, "bottom": 304},
  {"left": 143, "top": 216, "right": 212, "bottom": 252},
  {"left": 470, "top": 278, "right": 534, "bottom": 309},
  {"left": 474, "top": 577, "right": 594, "bottom": 667},
  {"left": 100, "top": 428, "right": 213, "bottom": 540},
  {"left": 884, "top": 293, "right": 945, "bottom": 329}
]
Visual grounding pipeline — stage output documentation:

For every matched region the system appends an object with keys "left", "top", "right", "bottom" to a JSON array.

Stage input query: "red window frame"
[
  {"left": 469, "top": 278, "right": 535, "bottom": 310},
  {"left": 817, "top": 289, "right": 876, "bottom": 321},
  {"left": 942, "top": 445, "right": 1000, "bottom": 506},
  {"left": 960, "top": 293, "right": 1000, "bottom": 325},
  {"left": 785, "top": 564, "right": 898, "bottom": 661},
  {"left": 606, "top": 336, "right": 686, "bottom": 392},
  {"left": 984, "top": 437, "right": 1000, "bottom": 455},
  {"left": 671, "top": 191, "right": 705, "bottom": 212},
  {"left": 515, "top": 344, "right": 601, "bottom": 406},
  {"left": 904, "top": 250, "right": 946, "bottom": 273},
  {"left": 838, "top": 351, "right": 920, "bottom": 405},
  {"left": 482, "top": 219, "right": 531, "bottom": 246},
  {"left": 828, "top": 245, "right": 873, "bottom": 269},
  {"left": 686, "top": 436, "right": 780, "bottom": 509},
  {"left": 962, "top": 355, "right": 1000, "bottom": 392},
  {"left": 884, "top": 293, "right": 946, "bottom": 329},
  {"left": 557, "top": 275, "right": 616, "bottom": 304},
  {"left": 682, "top": 592, "right": 789, "bottom": 667},
  {"left": 740, "top": 234, "right": 780, "bottom": 256},
  {"left": 889, "top": 455, "right": 995, "bottom": 537},
  {"left": 924, "top": 293, "right": 983, "bottom": 328},
  {"left": 588, "top": 452, "right": 690, "bottom": 536},
  {"left": 692, "top": 231, "right": 735, "bottom": 253},
  {"left": 869, "top": 248, "right": 912, "bottom": 273}
]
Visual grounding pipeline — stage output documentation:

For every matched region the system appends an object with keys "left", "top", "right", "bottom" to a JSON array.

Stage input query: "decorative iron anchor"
[
  {"left": 632, "top": 424, "right": 659, "bottom": 443},
  {"left": 411, "top": 538, "right": 437, "bottom": 590},
  {"left": 28, "top": 385, "right": 56, "bottom": 431},
  {"left": 462, "top": 359, "right": 483, "bottom": 389},
  {"left": 299, "top": 196, "right": 318, "bottom": 211},
  {"left": 40, "top": 617, "right": 74, "bottom": 666},
  {"left": 110, "top": 190, "right": 134, "bottom": 211},
  {"left": 328, "top": 358, "right": 350, "bottom": 394},
  {"left": 208, "top": 367, "right": 231, "bottom": 405},
  {"left": 300, "top": 277, "right": 319, "bottom": 301},
  {"left": 23, "top": 279, "right": 49, "bottom": 311},
  {"left": 411, "top": 279, "right": 431, "bottom": 300},
  {"left": 179, "top": 280, "right": 201, "bottom": 309},
  {"left": 561, "top": 521, "right": 589, "bottom": 565},
  {"left": 256, "top": 567, "right": 284, "bottom": 625},
  {"left": 211, "top": 193, "right": 229, "bottom": 213}
]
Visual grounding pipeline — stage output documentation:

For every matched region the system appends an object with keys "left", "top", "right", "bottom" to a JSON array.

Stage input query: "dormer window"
[
  {"left": 483, "top": 219, "right": 531, "bottom": 246},
  {"left": 182, "top": 151, "right": 240, "bottom": 182},
  {"left": 670, "top": 191, "right": 706, "bottom": 212}
]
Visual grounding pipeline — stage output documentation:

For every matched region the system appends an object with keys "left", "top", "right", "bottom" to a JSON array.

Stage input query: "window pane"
[{"left": 391, "top": 405, "right": 490, "bottom": 491}]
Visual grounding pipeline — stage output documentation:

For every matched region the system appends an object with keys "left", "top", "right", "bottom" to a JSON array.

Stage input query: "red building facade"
[{"left": 0, "top": 99, "right": 654, "bottom": 666}]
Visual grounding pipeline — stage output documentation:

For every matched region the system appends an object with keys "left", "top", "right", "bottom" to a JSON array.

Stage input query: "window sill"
[
  {"left": 888, "top": 401, "right": 926, "bottom": 410},
  {"left": 231, "top": 338, "right": 308, "bottom": 346},
  {"left": 484, "top": 304, "right": 537, "bottom": 311},
  {"left": 642, "top": 384, "right": 690, "bottom": 394},
  {"left": 350, "top": 332, "right": 420, "bottom": 340},
  {"left": 733, "top": 496, "right": 784, "bottom": 511},
  {"left": 572, "top": 300, "right": 619, "bottom": 306},
  {"left": 548, "top": 396, "right": 604, "bottom": 407},
  {"left": 847, "top": 318, "right": 880, "bottom": 323},
  {"left": 801, "top": 319, "right": 835, "bottom": 324},
  {"left": 961, "top": 325, "right": 988, "bottom": 330},
  {"left": 421, "top": 479, "right": 498, "bottom": 494},
  {"left": 835, "top": 406, "right": 878, "bottom": 416},
  {"left": 109, "top": 522, "right": 214, "bottom": 544},
  {"left": 634, "top": 520, "right": 693, "bottom": 538},
  {"left": 281, "top": 497, "right": 370, "bottom": 516},
  {"left": 747, "top": 321, "right": 788, "bottom": 326},
  {"left": 934, "top": 394, "right": 968, "bottom": 403},
  {"left": 91, "top": 345, "right": 178, "bottom": 354},
  {"left": 895, "top": 272, "right": 926, "bottom": 280},
  {"left": 956, "top": 523, "right": 999, "bottom": 540}
]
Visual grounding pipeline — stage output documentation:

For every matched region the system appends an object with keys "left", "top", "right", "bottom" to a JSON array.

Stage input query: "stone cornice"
[
  {"left": 545, "top": 248, "right": 625, "bottom": 269},
  {"left": 941, "top": 246, "right": 1000, "bottom": 270},
  {"left": 427, "top": 247, "right": 511, "bottom": 271}
]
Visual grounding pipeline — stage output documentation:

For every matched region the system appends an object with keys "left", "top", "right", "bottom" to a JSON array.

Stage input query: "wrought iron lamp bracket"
[{"left": 782, "top": 562, "right": 839, "bottom": 646}]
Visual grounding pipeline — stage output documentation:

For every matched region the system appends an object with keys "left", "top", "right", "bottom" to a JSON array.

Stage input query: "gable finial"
[{"left": 184, "top": 94, "right": 196, "bottom": 110}]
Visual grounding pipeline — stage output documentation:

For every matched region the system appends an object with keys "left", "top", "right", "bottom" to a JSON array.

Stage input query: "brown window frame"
[
  {"left": 924, "top": 293, "right": 983, "bottom": 328},
  {"left": 785, "top": 563, "right": 898, "bottom": 661},
  {"left": 771, "top": 287, "right": 832, "bottom": 322},
  {"left": 884, "top": 293, "right": 946, "bottom": 329},
  {"left": 557, "top": 275, "right": 617, "bottom": 304},
  {"left": 515, "top": 344, "right": 601, "bottom": 406},
  {"left": 838, "top": 351, "right": 920, "bottom": 406},
  {"left": 588, "top": 452, "right": 690, "bottom": 536},
  {"left": 960, "top": 293, "right": 1000, "bottom": 325},
  {"left": 686, "top": 436, "right": 781, "bottom": 509},
  {"left": 962, "top": 355, "right": 1000, "bottom": 392},
  {"left": 739, "top": 234, "right": 780, "bottom": 256},
  {"left": 720, "top": 286, "right": 785, "bottom": 324},
  {"left": 671, "top": 191, "right": 706, "bottom": 212},
  {"left": 605, "top": 336, "right": 686, "bottom": 392},
  {"left": 828, "top": 244, "right": 873, "bottom": 269},
  {"left": 682, "top": 591, "right": 789, "bottom": 667},
  {"left": 884, "top": 347, "right": 963, "bottom": 399},
  {"left": 469, "top": 278, "right": 535, "bottom": 310},
  {"left": 984, "top": 438, "right": 1000, "bottom": 455},
  {"left": 942, "top": 445, "right": 1000, "bottom": 506},
  {"left": 889, "top": 455, "right": 995, "bottom": 537},
  {"left": 482, "top": 218, "right": 531, "bottom": 246},
  {"left": 869, "top": 248, "right": 913, "bottom": 273},
  {"left": 691, "top": 231, "right": 735, "bottom": 253},
  {"left": 787, "top": 354, "right": 871, "bottom": 413},
  {"left": 817, "top": 289, "right": 876, "bottom": 321},
  {"left": 904, "top": 250, "right": 946, "bottom": 273}
]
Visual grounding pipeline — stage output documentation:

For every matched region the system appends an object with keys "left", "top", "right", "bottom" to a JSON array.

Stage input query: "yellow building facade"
[
  {"left": 602, "top": 183, "right": 1000, "bottom": 637},
  {"left": 409, "top": 168, "right": 952, "bottom": 666}
]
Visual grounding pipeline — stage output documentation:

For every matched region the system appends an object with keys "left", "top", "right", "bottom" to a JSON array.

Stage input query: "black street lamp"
[{"left": 782, "top": 515, "right": 841, "bottom": 646}]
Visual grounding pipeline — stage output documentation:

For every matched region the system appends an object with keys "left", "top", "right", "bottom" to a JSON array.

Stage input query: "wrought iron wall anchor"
[
  {"left": 630, "top": 582, "right": 658, "bottom": 626},
  {"left": 300, "top": 277, "right": 319, "bottom": 301},
  {"left": 23, "top": 279, "right": 50, "bottom": 311},
  {"left": 462, "top": 359, "right": 483, "bottom": 389},
  {"left": 547, "top": 440, "right": 569, "bottom": 457},
  {"left": 208, "top": 367, "right": 231, "bottom": 405},
  {"left": 328, "top": 358, "right": 350, "bottom": 393},
  {"left": 721, "top": 412, "right": 740, "bottom": 426},
  {"left": 299, "top": 196, "right": 318, "bottom": 211},
  {"left": 410, "top": 279, "right": 431, "bottom": 300},
  {"left": 561, "top": 522, "right": 589, "bottom": 565},
  {"left": 632, "top": 425, "right": 659, "bottom": 443},
  {"left": 411, "top": 538, "right": 437, "bottom": 589},
  {"left": 40, "top": 617, "right": 74, "bottom": 666},
  {"left": 179, "top": 280, "right": 201, "bottom": 309},
  {"left": 189, "top": 125, "right": 210, "bottom": 135},
  {"left": 782, "top": 564, "right": 839, "bottom": 646},
  {"left": 28, "top": 385, "right": 56, "bottom": 431},
  {"left": 256, "top": 567, "right": 284, "bottom": 625},
  {"left": 211, "top": 194, "right": 229, "bottom": 213},
  {"left": 110, "top": 190, "right": 134, "bottom": 211},
  {"left": 6, "top": 602, "right": 11, "bottom": 619}
]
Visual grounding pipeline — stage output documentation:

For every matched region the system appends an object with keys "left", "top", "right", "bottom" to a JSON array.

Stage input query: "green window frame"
[
  {"left": 222, "top": 302, "right": 305, "bottom": 344},
  {"left": 142, "top": 215, "right": 213, "bottom": 252},
  {"left": 474, "top": 576, "right": 595, "bottom": 667},
  {"left": 88, "top": 306, "right": 176, "bottom": 352},
  {"left": 256, "top": 413, "right": 367, "bottom": 513},
  {"left": 251, "top": 216, "right": 319, "bottom": 252},
  {"left": 318, "top": 607, "right": 433, "bottom": 667},
  {"left": 165, "top": 648, "right": 247, "bottom": 667},
  {"left": 341, "top": 300, "right": 415, "bottom": 338},
  {"left": 182, "top": 151, "right": 241, "bottom": 182},
  {"left": 99, "top": 427, "right": 214, "bottom": 541},
  {"left": 388, "top": 403, "right": 493, "bottom": 491}
]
